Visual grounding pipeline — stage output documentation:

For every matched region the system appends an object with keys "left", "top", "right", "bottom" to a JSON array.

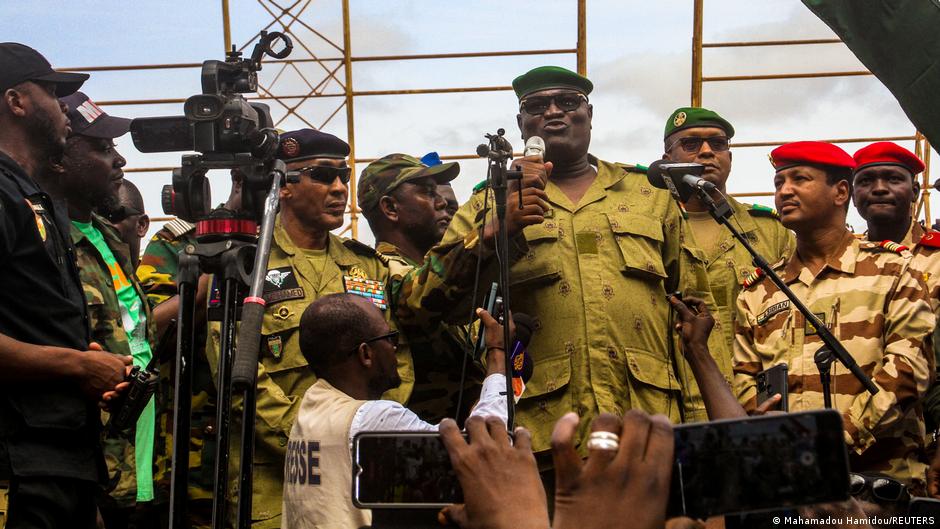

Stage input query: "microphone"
[
  {"left": 509, "top": 313, "right": 535, "bottom": 400},
  {"left": 646, "top": 160, "right": 716, "bottom": 202},
  {"left": 523, "top": 136, "right": 545, "bottom": 159}
]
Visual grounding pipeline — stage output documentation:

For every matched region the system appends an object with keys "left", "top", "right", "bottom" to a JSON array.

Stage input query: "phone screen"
[
  {"left": 353, "top": 432, "right": 463, "bottom": 508},
  {"left": 668, "top": 409, "right": 849, "bottom": 519}
]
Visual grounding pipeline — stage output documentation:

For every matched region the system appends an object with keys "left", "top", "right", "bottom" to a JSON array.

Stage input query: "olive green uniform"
[
  {"left": 680, "top": 197, "right": 793, "bottom": 420},
  {"left": 206, "top": 216, "right": 411, "bottom": 528},
  {"left": 397, "top": 157, "right": 715, "bottom": 456}
]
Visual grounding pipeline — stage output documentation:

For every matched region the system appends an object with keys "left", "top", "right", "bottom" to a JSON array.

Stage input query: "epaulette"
[
  {"left": 747, "top": 204, "right": 780, "bottom": 220},
  {"left": 741, "top": 267, "right": 766, "bottom": 289},
  {"left": 878, "top": 240, "right": 909, "bottom": 254},
  {"left": 163, "top": 218, "right": 196, "bottom": 239},
  {"left": 614, "top": 162, "right": 646, "bottom": 174},
  {"left": 472, "top": 180, "right": 488, "bottom": 194},
  {"left": 918, "top": 231, "right": 940, "bottom": 249},
  {"left": 342, "top": 237, "right": 380, "bottom": 258}
]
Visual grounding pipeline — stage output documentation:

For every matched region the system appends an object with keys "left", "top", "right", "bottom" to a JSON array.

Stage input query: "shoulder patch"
[
  {"left": 164, "top": 218, "right": 196, "bottom": 239},
  {"left": 342, "top": 238, "right": 380, "bottom": 258},
  {"left": 747, "top": 204, "right": 780, "bottom": 220},
  {"left": 918, "top": 231, "right": 940, "bottom": 249},
  {"left": 742, "top": 267, "right": 766, "bottom": 289},
  {"left": 472, "top": 179, "right": 488, "bottom": 194},
  {"left": 878, "top": 240, "right": 909, "bottom": 254}
]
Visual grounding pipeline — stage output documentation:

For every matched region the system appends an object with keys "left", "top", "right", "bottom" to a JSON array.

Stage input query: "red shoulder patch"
[{"left": 919, "top": 231, "right": 940, "bottom": 249}]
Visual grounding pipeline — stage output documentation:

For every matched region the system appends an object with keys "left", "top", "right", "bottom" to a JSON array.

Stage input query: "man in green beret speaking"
[
  {"left": 662, "top": 107, "right": 794, "bottom": 420},
  {"left": 399, "top": 66, "right": 714, "bottom": 466}
]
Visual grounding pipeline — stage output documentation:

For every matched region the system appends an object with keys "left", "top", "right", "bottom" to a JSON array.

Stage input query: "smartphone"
[
  {"left": 473, "top": 282, "right": 501, "bottom": 359},
  {"left": 908, "top": 497, "right": 940, "bottom": 520},
  {"left": 756, "top": 363, "right": 789, "bottom": 412},
  {"left": 352, "top": 431, "right": 466, "bottom": 508},
  {"left": 668, "top": 409, "right": 849, "bottom": 519}
]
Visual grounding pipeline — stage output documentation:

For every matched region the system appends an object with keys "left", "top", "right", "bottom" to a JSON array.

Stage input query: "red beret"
[
  {"left": 853, "top": 142, "right": 924, "bottom": 175},
  {"left": 769, "top": 141, "right": 855, "bottom": 172}
]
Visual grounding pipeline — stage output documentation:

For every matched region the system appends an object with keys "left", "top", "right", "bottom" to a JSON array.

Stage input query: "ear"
[
  {"left": 378, "top": 195, "right": 398, "bottom": 222},
  {"left": 833, "top": 179, "right": 851, "bottom": 209},
  {"left": 136, "top": 214, "right": 150, "bottom": 238},
  {"left": 357, "top": 342, "right": 374, "bottom": 368},
  {"left": 278, "top": 184, "right": 291, "bottom": 201},
  {"left": 2, "top": 87, "right": 27, "bottom": 118},
  {"left": 912, "top": 178, "right": 921, "bottom": 200},
  {"left": 587, "top": 103, "right": 593, "bottom": 120},
  {"left": 516, "top": 113, "right": 523, "bottom": 138}
]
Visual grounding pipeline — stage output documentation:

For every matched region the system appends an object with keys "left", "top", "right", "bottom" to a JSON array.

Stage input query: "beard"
[
  {"left": 26, "top": 104, "right": 67, "bottom": 163},
  {"left": 367, "top": 369, "right": 402, "bottom": 399}
]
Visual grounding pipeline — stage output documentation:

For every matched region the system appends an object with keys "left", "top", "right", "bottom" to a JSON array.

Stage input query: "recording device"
[
  {"left": 756, "top": 363, "right": 789, "bottom": 412},
  {"left": 908, "top": 497, "right": 940, "bottom": 521},
  {"left": 128, "top": 30, "right": 292, "bottom": 222},
  {"left": 353, "top": 411, "right": 848, "bottom": 513},
  {"left": 105, "top": 320, "right": 177, "bottom": 437},
  {"left": 646, "top": 160, "right": 716, "bottom": 203},
  {"left": 668, "top": 409, "right": 848, "bottom": 519},
  {"left": 473, "top": 282, "right": 502, "bottom": 359},
  {"left": 523, "top": 136, "right": 545, "bottom": 158}
]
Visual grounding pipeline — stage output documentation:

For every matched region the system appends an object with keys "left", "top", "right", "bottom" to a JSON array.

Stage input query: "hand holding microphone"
[{"left": 484, "top": 136, "right": 551, "bottom": 243}]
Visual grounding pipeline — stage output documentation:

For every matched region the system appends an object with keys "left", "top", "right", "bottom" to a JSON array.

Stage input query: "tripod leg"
[
  {"left": 169, "top": 253, "right": 198, "bottom": 528},
  {"left": 211, "top": 278, "right": 240, "bottom": 529}
]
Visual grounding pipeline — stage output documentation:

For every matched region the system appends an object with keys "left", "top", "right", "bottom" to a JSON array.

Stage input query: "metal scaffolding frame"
[
  {"left": 63, "top": 0, "right": 587, "bottom": 238},
  {"left": 690, "top": 0, "right": 932, "bottom": 224}
]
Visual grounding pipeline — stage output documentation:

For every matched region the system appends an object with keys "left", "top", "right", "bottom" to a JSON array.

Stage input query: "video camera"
[{"left": 129, "top": 31, "right": 293, "bottom": 223}]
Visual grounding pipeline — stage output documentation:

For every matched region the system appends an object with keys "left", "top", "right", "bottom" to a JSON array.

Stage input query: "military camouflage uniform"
[
  {"left": 70, "top": 214, "right": 167, "bottom": 508},
  {"left": 205, "top": 216, "right": 411, "bottom": 528},
  {"left": 137, "top": 218, "right": 217, "bottom": 527},
  {"left": 376, "top": 241, "right": 483, "bottom": 423},
  {"left": 733, "top": 231, "right": 934, "bottom": 488},
  {"left": 680, "top": 198, "right": 794, "bottom": 421},
  {"left": 397, "top": 157, "right": 715, "bottom": 456}
]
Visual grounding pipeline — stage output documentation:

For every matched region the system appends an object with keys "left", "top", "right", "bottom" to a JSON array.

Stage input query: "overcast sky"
[{"left": 5, "top": 0, "right": 936, "bottom": 245}]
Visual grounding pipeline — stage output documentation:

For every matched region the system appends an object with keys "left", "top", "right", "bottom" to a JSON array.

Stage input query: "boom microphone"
[{"left": 646, "top": 160, "right": 716, "bottom": 202}]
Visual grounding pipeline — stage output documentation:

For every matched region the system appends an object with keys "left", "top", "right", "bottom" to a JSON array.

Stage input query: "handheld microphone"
[
  {"left": 510, "top": 313, "right": 535, "bottom": 384},
  {"left": 523, "top": 136, "right": 545, "bottom": 159},
  {"left": 646, "top": 160, "right": 716, "bottom": 202}
]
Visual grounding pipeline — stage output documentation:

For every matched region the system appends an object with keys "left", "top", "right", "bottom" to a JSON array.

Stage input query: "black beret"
[{"left": 278, "top": 129, "right": 350, "bottom": 162}]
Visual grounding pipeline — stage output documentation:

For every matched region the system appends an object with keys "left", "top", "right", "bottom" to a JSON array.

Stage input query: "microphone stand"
[
  {"left": 675, "top": 182, "right": 878, "bottom": 406},
  {"left": 477, "top": 128, "right": 522, "bottom": 428}
]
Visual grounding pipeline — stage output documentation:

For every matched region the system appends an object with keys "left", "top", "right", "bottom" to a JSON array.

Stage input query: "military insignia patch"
[
  {"left": 343, "top": 275, "right": 387, "bottom": 310},
  {"left": 919, "top": 231, "right": 940, "bottom": 249},
  {"left": 757, "top": 301, "right": 790, "bottom": 326},
  {"left": 879, "top": 240, "right": 908, "bottom": 254},
  {"left": 263, "top": 266, "right": 305, "bottom": 304},
  {"left": 281, "top": 137, "right": 300, "bottom": 158},
  {"left": 25, "top": 199, "right": 46, "bottom": 242},
  {"left": 805, "top": 312, "right": 826, "bottom": 336},
  {"left": 673, "top": 111, "right": 687, "bottom": 127},
  {"left": 347, "top": 266, "right": 369, "bottom": 280},
  {"left": 267, "top": 334, "right": 283, "bottom": 359}
]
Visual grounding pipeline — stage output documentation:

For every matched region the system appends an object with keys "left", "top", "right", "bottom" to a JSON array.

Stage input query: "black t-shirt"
[{"left": 0, "top": 152, "right": 103, "bottom": 483}]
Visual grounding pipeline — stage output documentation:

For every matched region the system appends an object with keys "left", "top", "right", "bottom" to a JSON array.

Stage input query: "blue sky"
[{"left": 5, "top": 0, "right": 935, "bottom": 244}]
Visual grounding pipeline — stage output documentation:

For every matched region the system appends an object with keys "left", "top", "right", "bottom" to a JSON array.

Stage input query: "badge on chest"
[
  {"left": 343, "top": 273, "right": 387, "bottom": 311},
  {"left": 263, "top": 266, "right": 305, "bottom": 304}
]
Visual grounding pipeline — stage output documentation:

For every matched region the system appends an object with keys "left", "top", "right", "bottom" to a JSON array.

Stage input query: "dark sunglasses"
[
  {"left": 103, "top": 205, "right": 143, "bottom": 224},
  {"left": 519, "top": 92, "right": 588, "bottom": 116},
  {"left": 288, "top": 165, "right": 351, "bottom": 185},
  {"left": 351, "top": 329, "right": 399, "bottom": 353},
  {"left": 848, "top": 473, "right": 909, "bottom": 503},
  {"left": 667, "top": 136, "right": 731, "bottom": 154}
]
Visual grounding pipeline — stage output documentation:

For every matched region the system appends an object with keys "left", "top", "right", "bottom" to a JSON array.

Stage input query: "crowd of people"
[{"left": 1, "top": 40, "right": 939, "bottom": 529}]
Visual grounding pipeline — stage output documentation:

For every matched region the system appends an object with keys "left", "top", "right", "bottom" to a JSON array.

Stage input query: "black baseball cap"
[
  {"left": 60, "top": 92, "right": 130, "bottom": 139},
  {"left": 0, "top": 43, "right": 88, "bottom": 97}
]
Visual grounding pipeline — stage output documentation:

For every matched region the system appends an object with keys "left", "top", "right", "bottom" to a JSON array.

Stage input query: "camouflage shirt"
[
  {"left": 137, "top": 218, "right": 218, "bottom": 517},
  {"left": 376, "top": 241, "right": 483, "bottom": 423},
  {"left": 70, "top": 214, "right": 167, "bottom": 508},
  {"left": 205, "top": 216, "right": 410, "bottom": 528},
  {"left": 397, "top": 157, "right": 716, "bottom": 455},
  {"left": 733, "top": 230, "right": 934, "bottom": 486},
  {"left": 680, "top": 197, "right": 794, "bottom": 421}
]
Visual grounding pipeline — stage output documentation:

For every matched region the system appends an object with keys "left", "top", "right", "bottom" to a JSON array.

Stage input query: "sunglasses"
[
  {"left": 848, "top": 473, "right": 909, "bottom": 503},
  {"left": 667, "top": 136, "right": 731, "bottom": 154},
  {"left": 288, "top": 165, "right": 351, "bottom": 185},
  {"left": 350, "top": 329, "right": 400, "bottom": 353},
  {"left": 519, "top": 92, "right": 588, "bottom": 116}
]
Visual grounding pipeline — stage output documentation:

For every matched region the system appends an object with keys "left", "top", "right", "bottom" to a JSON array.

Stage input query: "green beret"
[
  {"left": 512, "top": 66, "right": 593, "bottom": 100},
  {"left": 358, "top": 153, "right": 459, "bottom": 212},
  {"left": 664, "top": 107, "right": 735, "bottom": 140}
]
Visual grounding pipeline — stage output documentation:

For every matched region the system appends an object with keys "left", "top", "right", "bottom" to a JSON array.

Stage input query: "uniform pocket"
[
  {"left": 258, "top": 298, "right": 308, "bottom": 374},
  {"left": 511, "top": 222, "right": 562, "bottom": 287},
  {"left": 624, "top": 347, "right": 681, "bottom": 417},
  {"left": 606, "top": 212, "right": 668, "bottom": 279},
  {"left": 521, "top": 354, "right": 571, "bottom": 399}
]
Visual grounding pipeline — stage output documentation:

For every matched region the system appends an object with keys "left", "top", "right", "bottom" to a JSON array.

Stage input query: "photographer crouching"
[{"left": 281, "top": 293, "right": 509, "bottom": 528}]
